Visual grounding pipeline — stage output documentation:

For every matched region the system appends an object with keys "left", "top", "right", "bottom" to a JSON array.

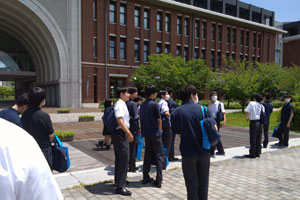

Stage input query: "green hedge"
[
  {"left": 55, "top": 130, "right": 75, "bottom": 140},
  {"left": 57, "top": 109, "right": 70, "bottom": 113},
  {"left": 78, "top": 115, "right": 95, "bottom": 122},
  {"left": 291, "top": 104, "right": 300, "bottom": 132}
]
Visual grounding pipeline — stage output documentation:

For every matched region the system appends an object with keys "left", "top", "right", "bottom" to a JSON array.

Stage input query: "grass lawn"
[{"left": 226, "top": 111, "right": 280, "bottom": 131}]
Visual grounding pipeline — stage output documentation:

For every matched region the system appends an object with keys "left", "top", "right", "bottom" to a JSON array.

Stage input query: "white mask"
[
  {"left": 285, "top": 98, "right": 291, "bottom": 103},
  {"left": 211, "top": 96, "right": 217, "bottom": 102},
  {"left": 165, "top": 94, "right": 170, "bottom": 101},
  {"left": 194, "top": 96, "right": 199, "bottom": 104}
]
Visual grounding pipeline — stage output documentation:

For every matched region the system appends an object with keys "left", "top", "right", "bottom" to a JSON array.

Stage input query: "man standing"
[
  {"left": 140, "top": 85, "right": 164, "bottom": 188},
  {"left": 245, "top": 94, "right": 264, "bottom": 158},
  {"left": 277, "top": 94, "right": 294, "bottom": 147},
  {"left": 262, "top": 93, "right": 273, "bottom": 148},
  {"left": 172, "top": 85, "right": 210, "bottom": 200},
  {"left": 158, "top": 90, "right": 172, "bottom": 162},
  {"left": 21, "top": 87, "right": 55, "bottom": 169},
  {"left": 112, "top": 87, "right": 134, "bottom": 196},
  {"left": 166, "top": 88, "right": 178, "bottom": 161},
  {"left": 208, "top": 91, "right": 226, "bottom": 156},
  {"left": 126, "top": 87, "right": 139, "bottom": 172},
  {"left": 0, "top": 93, "right": 29, "bottom": 127}
]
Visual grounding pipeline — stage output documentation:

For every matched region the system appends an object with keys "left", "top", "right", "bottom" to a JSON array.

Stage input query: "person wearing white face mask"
[
  {"left": 208, "top": 91, "right": 226, "bottom": 156},
  {"left": 276, "top": 94, "right": 294, "bottom": 147}
]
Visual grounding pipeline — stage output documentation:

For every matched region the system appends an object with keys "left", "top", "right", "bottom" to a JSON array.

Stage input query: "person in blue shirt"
[
  {"left": 172, "top": 85, "right": 210, "bottom": 200},
  {"left": 140, "top": 85, "right": 163, "bottom": 188},
  {"left": 262, "top": 93, "right": 273, "bottom": 148},
  {"left": 0, "top": 93, "right": 29, "bottom": 127}
]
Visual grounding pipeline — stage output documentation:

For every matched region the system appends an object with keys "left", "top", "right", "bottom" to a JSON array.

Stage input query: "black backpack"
[
  {"left": 102, "top": 106, "right": 118, "bottom": 133},
  {"left": 260, "top": 104, "right": 267, "bottom": 125}
]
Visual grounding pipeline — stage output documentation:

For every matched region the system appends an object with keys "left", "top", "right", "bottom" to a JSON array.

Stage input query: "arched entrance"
[{"left": 0, "top": 0, "right": 81, "bottom": 107}]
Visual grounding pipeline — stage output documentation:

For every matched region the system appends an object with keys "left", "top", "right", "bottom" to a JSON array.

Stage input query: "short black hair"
[
  {"left": 134, "top": 96, "right": 142, "bottom": 102},
  {"left": 104, "top": 99, "right": 113, "bottom": 109},
  {"left": 116, "top": 87, "right": 128, "bottom": 98},
  {"left": 158, "top": 90, "right": 167, "bottom": 98},
  {"left": 16, "top": 93, "right": 29, "bottom": 107},
  {"left": 210, "top": 91, "right": 218, "bottom": 97},
  {"left": 128, "top": 87, "right": 138, "bottom": 94},
  {"left": 166, "top": 87, "right": 172, "bottom": 95},
  {"left": 179, "top": 85, "right": 198, "bottom": 102},
  {"left": 264, "top": 93, "right": 271, "bottom": 100},
  {"left": 28, "top": 87, "right": 46, "bottom": 107},
  {"left": 145, "top": 85, "right": 158, "bottom": 98},
  {"left": 254, "top": 94, "right": 263, "bottom": 102},
  {"left": 283, "top": 93, "right": 292, "bottom": 98}
]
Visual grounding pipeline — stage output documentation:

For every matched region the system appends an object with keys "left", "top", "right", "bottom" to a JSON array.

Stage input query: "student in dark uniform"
[
  {"left": 126, "top": 87, "right": 139, "bottom": 172},
  {"left": 277, "top": 94, "right": 294, "bottom": 147},
  {"left": 99, "top": 99, "right": 113, "bottom": 150},
  {"left": 262, "top": 93, "right": 273, "bottom": 148},
  {"left": 140, "top": 85, "right": 164, "bottom": 188},
  {"left": 112, "top": 87, "right": 134, "bottom": 196},
  {"left": 172, "top": 85, "right": 211, "bottom": 200}
]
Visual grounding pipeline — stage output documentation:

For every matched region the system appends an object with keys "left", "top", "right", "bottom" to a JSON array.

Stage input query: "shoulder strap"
[{"left": 201, "top": 106, "right": 207, "bottom": 119}]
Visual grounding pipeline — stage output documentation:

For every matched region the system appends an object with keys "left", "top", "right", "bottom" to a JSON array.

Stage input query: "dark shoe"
[
  {"left": 115, "top": 188, "right": 132, "bottom": 196},
  {"left": 98, "top": 141, "right": 104, "bottom": 149},
  {"left": 244, "top": 154, "right": 256, "bottom": 158},
  {"left": 142, "top": 178, "right": 154, "bottom": 184},
  {"left": 114, "top": 181, "right": 129, "bottom": 188},
  {"left": 105, "top": 145, "right": 111, "bottom": 150},
  {"left": 128, "top": 167, "right": 139, "bottom": 172},
  {"left": 262, "top": 145, "right": 268, "bottom": 148},
  {"left": 274, "top": 142, "right": 282, "bottom": 146},
  {"left": 256, "top": 154, "right": 260, "bottom": 157},
  {"left": 216, "top": 152, "right": 225, "bottom": 156},
  {"left": 153, "top": 180, "right": 161, "bottom": 188},
  {"left": 169, "top": 157, "right": 179, "bottom": 161}
]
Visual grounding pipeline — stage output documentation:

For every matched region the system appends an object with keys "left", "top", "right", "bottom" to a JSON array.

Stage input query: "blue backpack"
[{"left": 102, "top": 106, "right": 118, "bottom": 133}]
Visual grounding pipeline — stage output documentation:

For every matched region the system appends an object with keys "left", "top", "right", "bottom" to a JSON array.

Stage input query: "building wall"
[
  {"left": 283, "top": 40, "right": 300, "bottom": 67},
  {"left": 81, "top": 0, "right": 277, "bottom": 103}
]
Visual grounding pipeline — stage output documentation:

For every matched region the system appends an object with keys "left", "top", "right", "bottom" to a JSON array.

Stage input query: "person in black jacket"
[
  {"left": 262, "top": 93, "right": 273, "bottom": 148},
  {"left": 99, "top": 99, "right": 113, "bottom": 150}
]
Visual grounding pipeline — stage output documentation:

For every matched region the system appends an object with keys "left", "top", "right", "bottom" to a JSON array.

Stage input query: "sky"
[{"left": 240, "top": 0, "right": 300, "bottom": 22}]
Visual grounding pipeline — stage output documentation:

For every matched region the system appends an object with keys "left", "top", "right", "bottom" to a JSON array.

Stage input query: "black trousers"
[
  {"left": 210, "top": 120, "right": 225, "bottom": 155},
  {"left": 128, "top": 132, "right": 138, "bottom": 171},
  {"left": 263, "top": 123, "right": 270, "bottom": 147},
  {"left": 42, "top": 146, "right": 53, "bottom": 170},
  {"left": 143, "top": 136, "right": 164, "bottom": 184},
  {"left": 169, "top": 129, "right": 176, "bottom": 158},
  {"left": 182, "top": 153, "right": 210, "bottom": 200},
  {"left": 162, "top": 128, "right": 172, "bottom": 157},
  {"left": 249, "top": 120, "right": 262, "bottom": 157},
  {"left": 111, "top": 129, "right": 129, "bottom": 188},
  {"left": 278, "top": 123, "right": 290, "bottom": 146}
]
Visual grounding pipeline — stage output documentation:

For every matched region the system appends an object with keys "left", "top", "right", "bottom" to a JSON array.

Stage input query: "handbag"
[
  {"left": 272, "top": 123, "right": 280, "bottom": 138},
  {"left": 52, "top": 135, "right": 70, "bottom": 172}
]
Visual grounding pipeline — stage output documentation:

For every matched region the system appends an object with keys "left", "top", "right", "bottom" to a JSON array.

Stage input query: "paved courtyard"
[{"left": 62, "top": 146, "right": 300, "bottom": 200}]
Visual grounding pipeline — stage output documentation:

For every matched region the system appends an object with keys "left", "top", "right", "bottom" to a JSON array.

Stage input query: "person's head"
[
  {"left": 179, "top": 85, "right": 198, "bottom": 103},
  {"left": 15, "top": 93, "right": 29, "bottom": 114},
  {"left": 158, "top": 90, "right": 169, "bottom": 100},
  {"left": 116, "top": 87, "right": 129, "bottom": 102},
  {"left": 128, "top": 87, "right": 138, "bottom": 99},
  {"left": 28, "top": 87, "right": 46, "bottom": 108},
  {"left": 134, "top": 96, "right": 143, "bottom": 106},
  {"left": 283, "top": 94, "right": 292, "bottom": 103},
  {"left": 104, "top": 99, "right": 113, "bottom": 109},
  {"left": 145, "top": 85, "right": 158, "bottom": 100},
  {"left": 253, "top": 94, "right": 263, "bottom": 102},
  {"left": 210, "top": 91, "right": 218, "bottom": 102},
  {"left": 264, "top": 93, "right": 271, "bottom": 101},
  {"left": 166, "top": 88, "right": 173, "bottom": 98}
]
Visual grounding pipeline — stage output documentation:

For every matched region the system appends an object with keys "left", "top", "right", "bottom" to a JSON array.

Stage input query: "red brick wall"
[{"left": 283, "top": 40, "right": 300, "bottom": 67}]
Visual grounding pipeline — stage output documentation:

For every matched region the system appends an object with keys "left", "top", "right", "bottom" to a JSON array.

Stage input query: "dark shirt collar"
[
  {"left": 9, "top": 107, "right": 20, "bottom": 115},
  {"left": 182, "top": 100, "right": 194, "bottom": 105},
  {"left": 29, "top": 106, "right": 41, "bottom": 110}
]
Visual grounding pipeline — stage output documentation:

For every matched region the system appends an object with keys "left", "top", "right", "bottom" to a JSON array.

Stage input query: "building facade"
[{"left": 282, "top": 21, "right": 300, "bottom": 67}]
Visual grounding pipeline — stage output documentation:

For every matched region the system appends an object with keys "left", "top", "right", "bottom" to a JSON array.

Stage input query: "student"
[
  {"left": 99, "top": 99, "right": 113, "bottom": 150},
  {"left": 0, "top": 93, "right": 29, "bottom": 127},
  {"left": 276, "top": 94, "right": 294, "bottom": 147},
  {"left": 21, "top": 87, "right": 55, "bottom": 169},
  {"left": 245, "top": 94, "right": 264, "bottom": 158},
  {"left": 140, "top": 85, "right": 164, "bottom": 188},
  {"left": 262, "top": 93, "right": 273, "bottom": 148},
  {"left": 158, "top": 90, "right": 172, "bottom": 163},
  {"left": 112, "top": 87, "right": 134, "bottom": 196},
  {"left": 166, "top": 88, "right": 178, "bottom": 161},
  {"left": 208, "top": 91, "right": 226, "bottom": 156},
  {"left": 172, "top": 85, "right": 211, "bottom": 200},
  {"left": 134, "top": 96, "right": 143, "bottom": 111},
  {"left": 0, "top": 118, "right": 63, "bottom": 200},
  {"left": 126, "top": 87, "right": 139, "bottom": 172}
]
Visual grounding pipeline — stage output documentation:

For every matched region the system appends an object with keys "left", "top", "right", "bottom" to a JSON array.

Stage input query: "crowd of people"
[{"left": 0, "top": 85, "right": 294, "bottom": 200}]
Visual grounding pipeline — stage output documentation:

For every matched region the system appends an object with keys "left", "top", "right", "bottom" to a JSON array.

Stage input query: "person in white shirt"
[
  {"left": 158, "top": 90, "right": 171, "bottom": 166},
  {"left": 0, "top": 118, "right": 63, "bottom": 200},
  {"left": 208, "top": 91, "right": 226, "bottom": 156},
  {"left": 245, "top": 94, "right": 264, "bottom": 158},
  {"left": 112, "top": 87, "right": 134, "bottom": 196}
]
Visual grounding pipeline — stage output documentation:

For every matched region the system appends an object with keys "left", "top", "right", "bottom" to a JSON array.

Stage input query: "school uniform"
[
  {"left": 167, "top": 99, "right": 177, "bottom": 160},
  {"left": 208, "top": 100, "right": 225, "bottom": 155},
  {"left": 278, "top": 102, "right": 293, "bottom": 146},
  {"left": 262, "top": 101, "right": 273, "bottom": 147},
  {"left": 112, "top": 99, "right": 130, "bottom": 189},
  {"left": 140, "top": 98, "right": 164, "bottom": 185},
  {"left": 245, "top": 101, "right": 264, "bottom": 158},
  {"left": 172, "top": 101, "right": 210, "bottom": 200}
]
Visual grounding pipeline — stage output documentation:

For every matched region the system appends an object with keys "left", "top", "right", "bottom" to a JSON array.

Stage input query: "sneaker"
[
  {"left": 105, "top": 145, "right": 111, "bottom": 150},
  {"left": 216, "top": 152, "right": 225, "bottom": 156}
]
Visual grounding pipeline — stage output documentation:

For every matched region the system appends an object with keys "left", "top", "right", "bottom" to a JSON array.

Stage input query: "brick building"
[
  {"left": 282, "top": 21, "right": 300, "bottom": 67},
  {"left": 81, "top": 0, "right": 285, "bottom": 103}
]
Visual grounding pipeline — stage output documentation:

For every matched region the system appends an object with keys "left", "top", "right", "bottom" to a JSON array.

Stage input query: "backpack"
[
  {"left": 52, "top": 135, "right": 70, "bottom": 173},
  {"left": 102, "top": 106, "right": 118, "bottom": 133},
  {"left": 216, "top": 103, "right": 224, "bottom": 122},
  {"left": 200, "top": 106, "right": 221, "bottom": 150},
  {"left": 260, "top": 104, "right": 267, "bottom": 125}
]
